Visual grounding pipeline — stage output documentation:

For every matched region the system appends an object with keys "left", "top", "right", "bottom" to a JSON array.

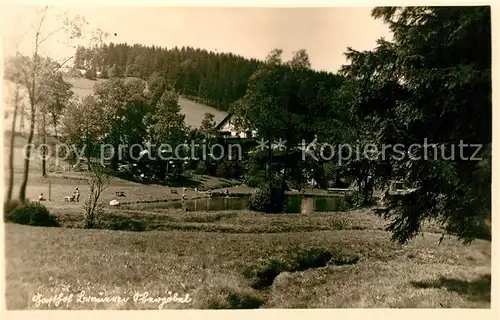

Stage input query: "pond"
[{"left": 121, "top": 194, "right": 347, "bottom": 213}]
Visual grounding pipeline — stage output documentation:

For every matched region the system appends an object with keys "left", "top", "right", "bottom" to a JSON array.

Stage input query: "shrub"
[
  {"left": 4, "top": 201, "right": 59, "bottom": 227},
  {"left": 83, "top": 202, "right": 104, "bottom": 229},
  {"left": 216, "top": 161, "right": 231, "bottom": 178},
  {"left": 98, "top": 69, "right": 109, "bottom": 79},
  {"left": 345, "top": 190, "right": 375, "bottom": 208},
  {"left": 66, "top": 67, "right": 83, "bottom": 78},
  {"left": 4, "top": 200, "right": 23, "bottom": 216},
  {"left": 84, "top": 69, "right": 97, "bottom": 80},
  {"left": 108, "top": 65, "right": 124, "bottom": 78},
  {"left": 248, "top": 181, "right": 286, "bottom": 213},
  {"left": 215, "top": 160, "right": 244, "bottom": 179},
  {"left": 83, "top": 165, "right": 111, "bottom": 228},
  {"left": 194, "top": 161, "right": 207, "bottom": 175},
  {"left": 244, "top": 173, "right": 265, "bottom": 188}
]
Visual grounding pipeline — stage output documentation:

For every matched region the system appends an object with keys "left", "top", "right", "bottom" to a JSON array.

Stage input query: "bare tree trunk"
[
  {"left": 19, "top": 104, "right": 25, "bottom": 135},
  {"left": 41, "top": 111, "right": 47, "bottom": 176},
  {"left": 266, "top": 135, "right": 272, "bottom": 180},
  {"left": 52, "top": 113, "right": 58, "bottom": 140},
  {"left": 87, "top": 136, "right": 92, "bottom": 171},
  {"left": 7, "top": 87, "right": 21, "bottom": 202},
  {"left": 19, "top": 9, "right": 45, "bottom": 202},
  {"left": 36, "top": 110, "right": 41, "bottom": 146},
  {"left": 19, "top": 101, "right": 36, "bottom": 202}
]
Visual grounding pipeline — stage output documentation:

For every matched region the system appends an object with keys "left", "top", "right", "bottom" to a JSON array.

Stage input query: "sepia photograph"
[{"left": 1, "top": 2, "right": 493, "bottom": 311}]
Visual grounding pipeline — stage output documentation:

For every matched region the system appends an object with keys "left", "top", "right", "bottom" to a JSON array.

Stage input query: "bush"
[
  {"left": 244, "top": 175, "right": 263, "bottom": 188},
  {"left": 215, "top": 160, "right": 244, "bottom": 179},
  {"left": 345, "top": 190, "right": 375, "bottom": 208},
  {"left": 108, "top": 65, "right": 124, "bottom": 78},
  {"left": 83, "top": 165, "right": 111, "bottom": 228},
  {"left": 83, "top": 202, "right": 104, "bottom": 229},
  {"left": 4, "top": 201, "right": 59, "bottom": 227},
  {"left": 216, "top": 161, "right": 231, "bottom": 178},
  {"left": 194, "top": 161, "right": 207, "bottom": 175},
  {"left": 66, "top": 67, "right": 83, "bottom": 78},
  {"left": 248, "top": 181, "right": 286, "bottom": 213},
  {"left": 84, "top": 69, "right": 97, "bottom": 80},
  {"left": 98, "top": 69, "right": 109, "bottom": 79},
  {"left": 4, "top": 200, "right": 23, "bottom": 216}
]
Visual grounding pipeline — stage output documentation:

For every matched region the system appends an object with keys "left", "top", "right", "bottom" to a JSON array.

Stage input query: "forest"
[{"left": 73, "top": 43, "right": 343, "bottom": 111}]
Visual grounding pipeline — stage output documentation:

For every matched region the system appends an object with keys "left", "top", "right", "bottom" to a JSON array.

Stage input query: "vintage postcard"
[{"left": 1, "top": 0, "right": 496, "bottom": 318}]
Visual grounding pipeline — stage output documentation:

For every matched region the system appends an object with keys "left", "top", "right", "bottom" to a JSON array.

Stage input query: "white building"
[{"left": 215, "top": 114, "right": 256, "bottom": 139}]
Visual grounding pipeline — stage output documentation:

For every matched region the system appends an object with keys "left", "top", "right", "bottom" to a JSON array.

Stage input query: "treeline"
[{"left": 73, "top": 43, "right": 342, "bottom": 111}]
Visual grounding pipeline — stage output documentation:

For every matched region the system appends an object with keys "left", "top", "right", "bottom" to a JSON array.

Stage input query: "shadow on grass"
[
  {"left": 410, "top": 274, "right": 491, "bottom": 302},
  {"left": 244, "top": 248, "right": 359, "bottom": 289},
  {"left": 100, "top": 218, "right": 147, "bottom": 232}
]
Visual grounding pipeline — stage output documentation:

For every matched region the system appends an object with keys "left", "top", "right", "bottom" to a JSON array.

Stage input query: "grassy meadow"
[
  {"left": 3, "top": 91, "right": 491, "bottom": 310},
  {"left": 5, "top": 209, "right": 491, "bottom": 309}
]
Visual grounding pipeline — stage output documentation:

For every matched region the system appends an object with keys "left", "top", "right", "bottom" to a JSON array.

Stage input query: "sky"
[{"left": 1, "top": 5, "right": 392, "bottom": 73}]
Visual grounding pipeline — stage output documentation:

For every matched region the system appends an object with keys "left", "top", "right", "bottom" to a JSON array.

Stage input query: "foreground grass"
[{"left": 5, "top": 209, "right": 490, "bottom": 309}]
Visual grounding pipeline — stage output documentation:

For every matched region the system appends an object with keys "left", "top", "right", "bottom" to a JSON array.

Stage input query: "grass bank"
[{"left": 5, "top": 208, "right": 490, "bottom": 309}]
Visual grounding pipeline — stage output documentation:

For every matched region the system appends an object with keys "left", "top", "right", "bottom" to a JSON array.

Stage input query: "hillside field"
[{"left": 67, "top": 77, "right": 229, "bottom": 129}]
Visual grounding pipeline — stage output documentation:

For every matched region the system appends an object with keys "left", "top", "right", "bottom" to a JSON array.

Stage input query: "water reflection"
[
  {"left": 284, "top": 195, "right": 346, "bottom": 213},
  {"left": 123, "top": 194, "right": 346, "bottom": 213}
]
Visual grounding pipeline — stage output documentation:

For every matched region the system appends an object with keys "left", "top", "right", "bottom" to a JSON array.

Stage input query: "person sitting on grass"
[
  {"left": 38, "top": 193, "right": 46, "bottom": 201},
  {"left": 75, "top": 188, "right": 80, "bottom": 202}
]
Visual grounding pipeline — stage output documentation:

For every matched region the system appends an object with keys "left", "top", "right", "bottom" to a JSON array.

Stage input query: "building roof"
[{"left": 215, "top": 113, "right": 233, "bottom": 130}]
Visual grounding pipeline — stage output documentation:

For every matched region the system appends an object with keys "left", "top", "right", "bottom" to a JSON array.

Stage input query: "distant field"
[{"left": 66, "top": 77, "right": 228, "bottom": 129}]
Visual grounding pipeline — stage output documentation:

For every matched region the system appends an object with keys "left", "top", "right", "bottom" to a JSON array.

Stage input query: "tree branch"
[
  {"left": 38, "top": 26, "right": 65, "bottom": 46},
  {"left": 53, "top": 56, "right": 74, "bottom": 72}
]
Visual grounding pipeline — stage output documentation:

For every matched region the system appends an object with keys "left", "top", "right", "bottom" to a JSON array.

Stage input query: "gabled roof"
[{"left": 215, "top": 113, "right": 234, "bottom": 130}]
